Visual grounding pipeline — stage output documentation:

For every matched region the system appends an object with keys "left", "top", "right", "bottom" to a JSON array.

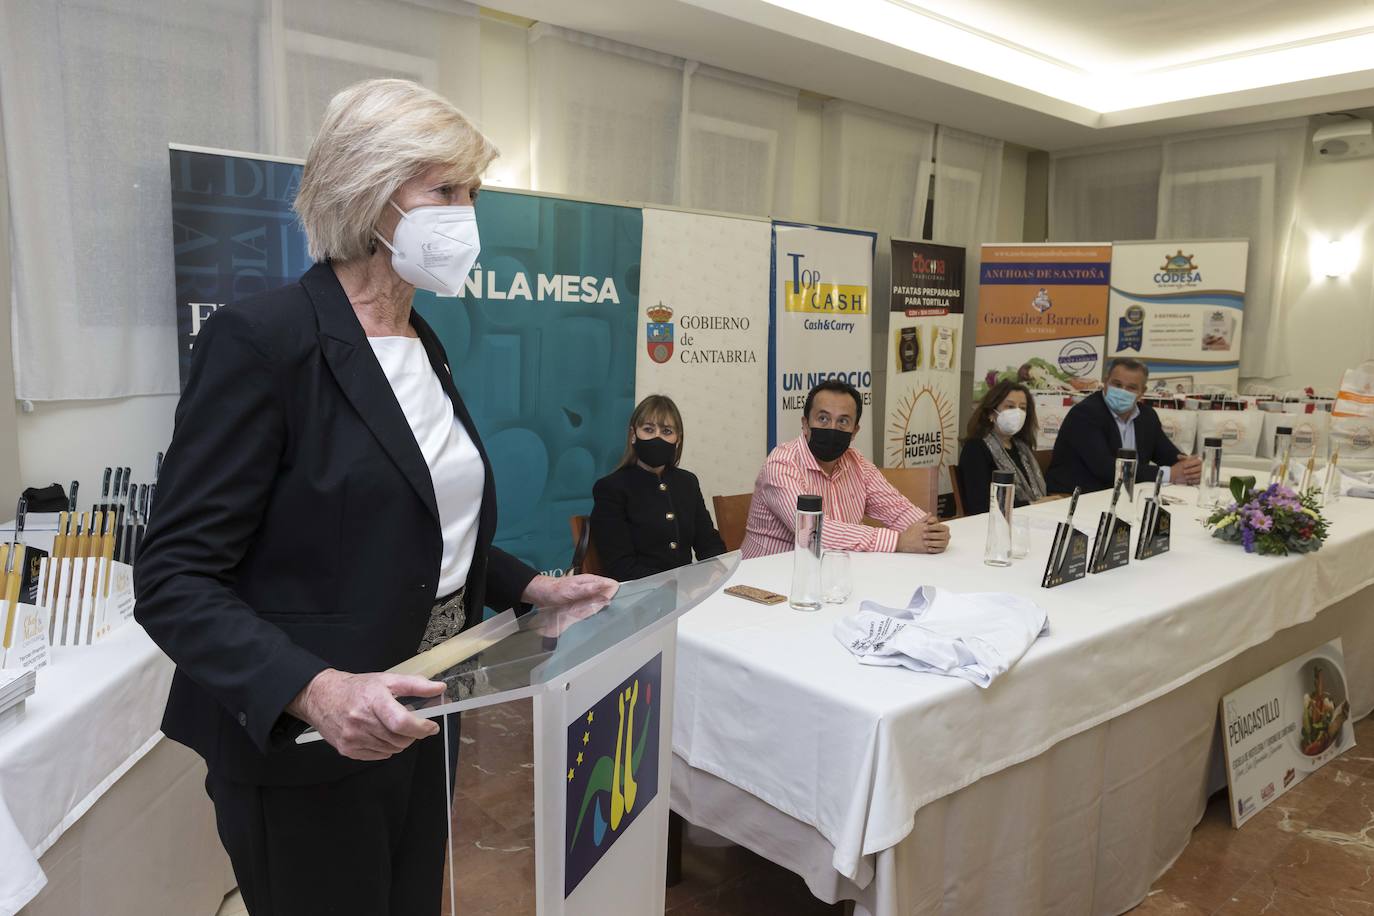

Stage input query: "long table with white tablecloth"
[
  {"left": 0, "top": 624, "right": 232, "bottom": 916},
  {"left": 669, "top": 475, "right": 1374, "bottom": 916}
]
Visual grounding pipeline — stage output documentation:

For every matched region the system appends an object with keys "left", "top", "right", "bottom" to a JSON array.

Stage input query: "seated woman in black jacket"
[
  {"left": 957, "top": 380, "right": 1048, "bottom": 514},
  {"left": 591, "top": 395, "right": 726, "bottom": 581}
]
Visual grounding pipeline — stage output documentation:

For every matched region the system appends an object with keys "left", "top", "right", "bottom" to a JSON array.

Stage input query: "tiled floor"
[{"left": 218, "top": 710, "right": 1374, "bottom": 916}]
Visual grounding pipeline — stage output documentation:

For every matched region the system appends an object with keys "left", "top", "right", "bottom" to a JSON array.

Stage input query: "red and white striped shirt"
[{"left": 740, "top": 436, "right": 926, "bottom": 559}]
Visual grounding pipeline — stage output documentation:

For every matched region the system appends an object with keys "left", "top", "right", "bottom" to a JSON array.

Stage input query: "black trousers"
[{"left": 206, "top": 718, "right": 461, "bottom": 916}]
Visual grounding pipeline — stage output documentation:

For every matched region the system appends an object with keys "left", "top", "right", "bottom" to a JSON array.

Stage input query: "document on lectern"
[{"left": 297, "top": 552, "right": 740, "bottom": 744}]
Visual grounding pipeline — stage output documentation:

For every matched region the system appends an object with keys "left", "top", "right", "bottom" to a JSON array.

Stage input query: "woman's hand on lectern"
[{"left": 523, "top": 573, "right": 619, "bottom": 638}]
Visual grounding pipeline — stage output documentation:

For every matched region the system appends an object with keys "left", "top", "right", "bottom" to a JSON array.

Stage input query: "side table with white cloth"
[
  {"left": 670, "top": 473, "right": 1374, "bottom": 916},
  {"left": 0, "top": 624, "right": 232, "bottom": 916}
]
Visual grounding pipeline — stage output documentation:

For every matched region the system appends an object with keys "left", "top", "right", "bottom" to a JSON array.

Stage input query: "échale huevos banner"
[
  {"left": 884, "top": 240, "right": 965, "bottom": 507},
  {"left": 1108, "top": 240, "right": 1248, "bottom": 394},
  {"left": 770, "top": 222, "right": 877, "bottom": 457},
  {"left": 637, "top": 210, "right": 770, "bottom": 506}
]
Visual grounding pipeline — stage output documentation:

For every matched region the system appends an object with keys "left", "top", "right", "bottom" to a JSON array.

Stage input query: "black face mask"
[
  {"left": 633, "top": 435, "right": 677, "bottom": 468},
  {"left": 806, "top": 427, "right": 852, "bottom": 462}
]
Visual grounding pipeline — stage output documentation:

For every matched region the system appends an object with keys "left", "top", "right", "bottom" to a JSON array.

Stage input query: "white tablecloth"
[
  {"left": 672, "top": 474, "right": 1374, "bottom": 885},
  {"left": 0, "top": 625, "right": 174, "bottom": 914}
]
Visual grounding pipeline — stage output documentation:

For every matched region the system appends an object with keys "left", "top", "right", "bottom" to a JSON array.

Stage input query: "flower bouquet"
[{"left": 1204, "top": 476, "right": 1329, "bottom": 555}]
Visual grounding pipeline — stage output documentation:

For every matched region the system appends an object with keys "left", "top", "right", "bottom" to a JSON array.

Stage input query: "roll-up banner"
[
  {"left": 770, "top": 222, "right": 878, "bottom": 457},
  {"left": 170, "top": 145, "right": 640, "bottom": 580},
  {"left": 636, "top": 210, "right": 770, "bottom": 509},
  {"left": 974, "top": 244, "right": 1111, "bottom": 404},
  {"left": 1107, "top": 240, "right": 1248, "bottom": 394},
  {"left": 884, "top": 240, "right": 965, "bottom": 512}
]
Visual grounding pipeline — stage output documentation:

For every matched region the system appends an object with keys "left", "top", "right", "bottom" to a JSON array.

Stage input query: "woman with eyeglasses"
[{"left": 590, "top": 394, "right": 726, "bottom": 581}]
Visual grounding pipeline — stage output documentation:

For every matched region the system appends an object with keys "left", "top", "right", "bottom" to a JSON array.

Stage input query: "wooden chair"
[
  {"left": 1034, "top": 449, "right": 1053, "bottom": 477},
  {"left": 877, "top": 466, "right": 940, "bottom": 517},
  {"left": 945, "top": 465, "right": 967, "bottom": 519},
  {"left": 712, "top": 494, "right": 753, "bottom": 553},
  {"left": 568, "top": 515, "right": 604, "bottom": 576}
]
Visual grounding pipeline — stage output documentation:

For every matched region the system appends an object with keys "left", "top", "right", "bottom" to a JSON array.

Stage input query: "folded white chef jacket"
[{"left": 833, "top": 586, "right": 1048, "bottom": 688}]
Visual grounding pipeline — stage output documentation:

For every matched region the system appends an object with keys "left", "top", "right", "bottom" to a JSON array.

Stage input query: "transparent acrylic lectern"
[{"left": 298, "top": 552, "right": 739, "bottom": 915}]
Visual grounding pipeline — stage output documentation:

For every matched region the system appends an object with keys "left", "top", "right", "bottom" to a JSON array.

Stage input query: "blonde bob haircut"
[{"left": 294, "top": 78, "right": 498, "bottom": 263}]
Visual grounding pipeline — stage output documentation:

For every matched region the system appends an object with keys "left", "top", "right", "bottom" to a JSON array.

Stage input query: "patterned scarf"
[{"left": 982, "top": 432, "right": 1047, "bottom": 503}]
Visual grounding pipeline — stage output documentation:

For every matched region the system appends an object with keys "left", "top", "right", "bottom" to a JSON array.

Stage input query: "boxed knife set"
[
  {"left": 1042, "top": 488, "right": 1089, "bottom": 588},
  {"left": 4, "top": 454, "right": 161, "bottom": 656},
  {"left": 1089, "top": 475, "right": 1132, "bottom": 574},
  {"left": 0, "top": 498, "right": 51, "bottom": 671},
  {"left": 1134, "top": 468, "right": 1172, "bottom": 560}
]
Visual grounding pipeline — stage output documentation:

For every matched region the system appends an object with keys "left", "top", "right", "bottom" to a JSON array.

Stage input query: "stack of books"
[{"left": 0, "top": 668, "right": 36, "bottom": 736}]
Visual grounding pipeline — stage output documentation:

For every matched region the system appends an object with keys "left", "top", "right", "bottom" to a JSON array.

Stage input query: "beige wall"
[{"left": 1248, "top": 148, "right": 1374, "bottom": 392}]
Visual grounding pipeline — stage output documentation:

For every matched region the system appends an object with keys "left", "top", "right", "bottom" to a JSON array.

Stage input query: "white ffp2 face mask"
[
  {"left": 995, "top": 407, "right": 1026, "bottom": 436},
  {"left": 374, "top": 201, "right": 480, "bottom": 297}
]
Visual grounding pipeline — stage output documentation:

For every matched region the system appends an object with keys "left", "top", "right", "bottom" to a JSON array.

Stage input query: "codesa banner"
[
  {"left": 637, "top": 210, "right": 770, "bottom": 506},
  {"left": 884, "top": 239, "right": 965, "bottom": 475},
  {"left": 170, "top": 145, "right": 639, "bottom": 580},
  {"left": 1108, "top": 240, "right": 1248, "bottom": 394},
  {"left": 770, "top": 222, "right": 877, "bottom": 456},
  {"left": 974, "top": 244, "right": 1111, "bottom": 403}
]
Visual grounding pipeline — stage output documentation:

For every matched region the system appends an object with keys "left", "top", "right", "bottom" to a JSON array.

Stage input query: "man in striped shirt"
[{"left": 741, "top": 380, "right": 952, "bottom": 559}]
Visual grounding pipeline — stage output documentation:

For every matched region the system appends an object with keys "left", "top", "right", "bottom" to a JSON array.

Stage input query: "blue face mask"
[{"left": 1103, "top": 386, "right": 1138, "bottom": 415}]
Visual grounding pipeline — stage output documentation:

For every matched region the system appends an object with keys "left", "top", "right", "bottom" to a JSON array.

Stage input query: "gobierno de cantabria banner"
[
  {"left": 884, "top": 239, "right": 965, "bottom": 508},
  {"left": 974, "top": 244, "right": 1112, "bottom": 403},
  {"left": 636, "top": 209, "right": 770, "bottom": 507},
  {"left": 170, "top": 145, "right": 640, "bottom": 580},
  {"left": 1108, "top": 239, "right": 1248, "bottom": 394},
  {"left": 770, "top": 221, "right": 877, "bottom": 457}
]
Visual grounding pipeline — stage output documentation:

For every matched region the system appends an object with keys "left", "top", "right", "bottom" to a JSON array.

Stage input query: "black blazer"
[
  {"left": 956, "top": 438, "right": 1039, "bottom": 515},
  {"left": 590, "top": 465, "right": 725, "bottom": 581},
  {"left": 1045, "top": 391, "right": 1181, "bottom": 494},
  {"left": 134, "top": 262, "right": 538, "bottom": 786}
]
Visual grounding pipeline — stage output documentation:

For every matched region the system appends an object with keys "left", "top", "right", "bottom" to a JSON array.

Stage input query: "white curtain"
[
  {"left": 933, "top": 126, "right": 1003, "bottom": 410},
  {"left": 819, "top": 100, "right": 935, "bottom": 458},
  {"left": 1048, "top": 143, "right": 1162, "bottom": 243},
  {"left": 679, "top": 64, "right": 798, "bottom": 218},
  {"left": 1157, "top": 121, "right": 1308, "bottom": 380},
  {"left": 528, "top": 24, "right": 683, "bottom": 206},
  {"left": 0, "top": 0, "right": 479, "bottom": 401},
  {"left": 820, "top": 100, "right": 934, "bottom": 239}
]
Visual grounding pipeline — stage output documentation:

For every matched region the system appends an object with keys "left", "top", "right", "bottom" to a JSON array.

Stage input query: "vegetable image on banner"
[
  {"left": 770, "top": 222, "right": 877, "bottom": 457},
  {"left": 637, "top": 211, "right": 770, "bottom": 507},
  {"left": 169, "top": 147, "right": 639, "bottom": 581},
  {"left": 884, "top": 240, "right": 964, "bottom": 477},
  {"left": 974, "top": 244, "right": 1111, "bottom": 403},
  {"left": 564, "top": 653, "right": 662, "bottom": 897},
  {"left": 1107, "top": 240, "right": 1248, "bottom": 394}
]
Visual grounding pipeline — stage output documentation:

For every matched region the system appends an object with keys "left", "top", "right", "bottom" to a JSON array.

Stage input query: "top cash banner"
[
  {"left": 974, "top": 244, "right": 1111, "bottom": 403},
  {"left": 170, "top": 146, "right": 639, "bottom": 579},
  {"left": 1107, "top": 240, "right": 1248, "bottom": 394},
  {"left": 770, "top": 222, "right": 877, "bottom": 456}
]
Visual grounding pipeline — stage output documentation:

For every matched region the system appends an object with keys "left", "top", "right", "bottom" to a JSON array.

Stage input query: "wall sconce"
[{"left": 1313, "top": 237, "right": 1359, "bottom": 278}]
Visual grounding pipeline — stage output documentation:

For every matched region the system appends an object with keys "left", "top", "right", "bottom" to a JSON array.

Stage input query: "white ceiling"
[{"left": 488, "top": 0, "right": 1374, "bottom": 150}]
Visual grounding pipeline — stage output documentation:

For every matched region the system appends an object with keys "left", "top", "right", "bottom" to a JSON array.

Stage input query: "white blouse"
[{"left": 367, "top": 336, "right": 484, "bottom": 597}]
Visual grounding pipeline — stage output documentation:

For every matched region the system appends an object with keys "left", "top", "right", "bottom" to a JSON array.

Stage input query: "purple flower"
[
  {"left": 1251, "top": 512, "right": 1273, "bottom": 532},
  {"left": 1241, "top": 526, "right": 1256, "bottom": 552}
]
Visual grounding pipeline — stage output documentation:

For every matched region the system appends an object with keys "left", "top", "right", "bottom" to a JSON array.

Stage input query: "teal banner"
[
  {"left": 416, "top": 193, "right": 641, "bottom": 575},
  {"left": 171, "top": 147, "right": 640, "bottom": 582}
]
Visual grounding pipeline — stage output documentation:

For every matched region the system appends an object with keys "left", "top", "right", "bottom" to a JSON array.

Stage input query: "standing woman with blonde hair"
[
  {"left": 135, "top": 79, "right": 617, "bottom": 914},
  {"left": 590, "top": 394, "right": 727, "bottom": 581}
]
